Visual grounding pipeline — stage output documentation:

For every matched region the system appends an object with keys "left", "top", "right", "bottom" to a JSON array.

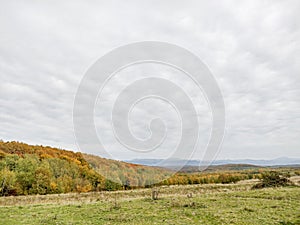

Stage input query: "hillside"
[
  {"left": 83, "top": 153, "right": 172, "bottom": 187},
  {"left": 0, "top": 140, "right": 106, "bottom": 196},
  {"left": 0, "top": 141, "right": 171, "bottom": 196}
]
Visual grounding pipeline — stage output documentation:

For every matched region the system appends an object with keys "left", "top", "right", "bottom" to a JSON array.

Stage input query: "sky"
[{"left": 0, "top": 0, "right": 299, "bottom": 160}]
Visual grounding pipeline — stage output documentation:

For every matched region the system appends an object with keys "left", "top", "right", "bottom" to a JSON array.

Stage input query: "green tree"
[
  {"left": 0, "top": 167, "right": 16, "bottom": 196},
  {"left": 33, "top": 166, "right": 52, "bottom": 194},
  {"left": 15, "top": 155, "right": 38, "bottom": 194}
]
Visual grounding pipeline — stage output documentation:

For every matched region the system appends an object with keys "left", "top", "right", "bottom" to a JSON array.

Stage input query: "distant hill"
[
  {"left": 179, "top": 164, "right": 262, "bottom": 173},
  {"left": 126, "top": 157, "right": 300, "bottom": 168}
]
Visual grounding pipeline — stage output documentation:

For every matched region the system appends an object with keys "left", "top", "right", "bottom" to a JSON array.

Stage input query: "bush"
[{"left": 252, "top": 171, "right": 293, "bottom": 189}]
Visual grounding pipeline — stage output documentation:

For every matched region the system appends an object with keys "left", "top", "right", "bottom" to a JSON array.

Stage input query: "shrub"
[{"left": 252, "top": 171, "right": 293, "bottom": 189}]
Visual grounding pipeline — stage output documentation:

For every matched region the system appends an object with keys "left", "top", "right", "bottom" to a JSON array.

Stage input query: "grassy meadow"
[{"left": 0, "top": 179, "right": 299, "bottom": 225}]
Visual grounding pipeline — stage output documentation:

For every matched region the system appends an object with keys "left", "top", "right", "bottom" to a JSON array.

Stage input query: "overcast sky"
[{"left": 0, "top": 0, "right": 299, "bottom": 160}]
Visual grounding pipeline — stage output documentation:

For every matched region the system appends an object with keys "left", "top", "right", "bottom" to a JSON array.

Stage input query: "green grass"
[{"left": 0, "top": 184, "right": 299, "bottom": 225}]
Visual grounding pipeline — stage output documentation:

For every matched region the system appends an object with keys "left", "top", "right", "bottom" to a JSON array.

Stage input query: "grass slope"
[{"left": 0, "top": 182, "right": 299, "bottom": 225}]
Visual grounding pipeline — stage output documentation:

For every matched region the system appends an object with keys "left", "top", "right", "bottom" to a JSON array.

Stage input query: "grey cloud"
[{"left": 0, "top": 0, "right": 299, "bottom": 159}]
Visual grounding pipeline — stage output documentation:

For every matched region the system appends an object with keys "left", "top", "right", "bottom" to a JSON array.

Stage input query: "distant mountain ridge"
[{"left": 126, "top": 157, "right": 300, "bottom": 167}]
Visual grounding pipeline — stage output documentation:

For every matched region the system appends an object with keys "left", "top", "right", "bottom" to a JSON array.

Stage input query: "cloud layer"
[{"left": 0, "top": 0, "right": 299, "bottom": 160}]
